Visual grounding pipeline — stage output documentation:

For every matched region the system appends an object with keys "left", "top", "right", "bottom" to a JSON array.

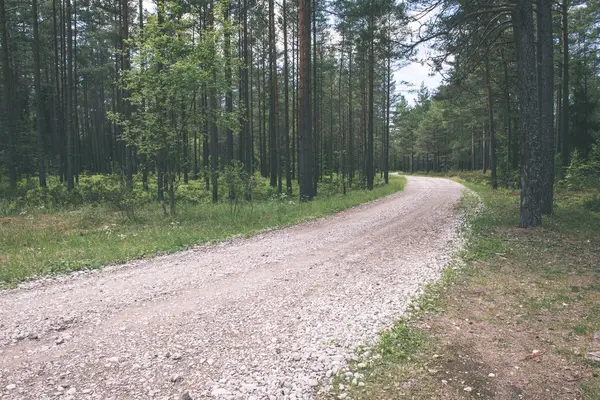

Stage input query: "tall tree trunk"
[
  {"left": 312, "top": 0, "right": 318, "bottom": 195},
  {"left": 32, "top": 0, "right": 47, "bottom": 187},
  {"left": 224, "top": 3, "right": 234, "bottom": 199},
  {"left": 209, "top": 0, "right": 219, "bottom": 203},
  {"left": 122, "top": 0, "right": 133, "bottom": 189},
  {"left": 203, "top": 93, "right": 210, "bottom": 191},
  {"left": 514, "top": 0, "right": 542, "bottom": 227},
  {"left": 366, "top": 15, "right": 375, "bottom": 190},
  {"left": 66, "top": 0, "right": 75, "bottom": 190},
  {"left": 384, "top": 45, "right": 391, "bottom": 184},
  {"left": 503, "top": 53, "right": 512, "bottom": 184},
  {"left": 0, "top": 0, "right": 16, "bottom": 188},
  {"left": 482, "top": 126, "right": 487, "bottom": 174},
  {"left": 242, "top": 0, "right": 252, "bottom": 175},
  {"left": 348, "top": 47, "right": 353, "bottom": 185},
  {"left": 560, "top": 0, "right": 569, "bottom": 168},
  {"left": 268, "top": 0, "right": 278, "bottom": 188},
  {"left": 248, "top": 28, "right": 254, "bottom": 177},
  {"left": 298, "top": 0, "right": 313, "bottom": 200},
  {"left": 471, "top": 130, "right": 475, "bottom": 170},
  {"left": 291, "top": 18, "right": 297, "bottom": 180},
  {"left": 283, "top": 0, "right": 292, "bottom": 194},
  {"left": 485, "top": 51, "right": 497, "bottom": 189},
  {"left": 339, "top": 34, "right": 346, "bottom": 194},
  {"left": 224, "top": 4, "right": 233, "bottom": 167},
  {"left": 538, "top": 0, "right": 554, "bottom": 214}
]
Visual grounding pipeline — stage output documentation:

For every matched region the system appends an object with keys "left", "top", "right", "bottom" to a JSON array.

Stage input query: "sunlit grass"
[{"left": 0, "top": 176, "right": 406, "bottom": 284}]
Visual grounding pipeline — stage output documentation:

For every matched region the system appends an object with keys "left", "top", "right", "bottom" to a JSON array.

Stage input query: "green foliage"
[{"left": 561, "top": 148, "right": 600, "bottom": 190}]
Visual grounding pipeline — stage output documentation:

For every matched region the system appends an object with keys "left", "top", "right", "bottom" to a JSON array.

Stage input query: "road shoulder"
[{"left": 322, "top": 179, "right": 600, "bottom": 400}]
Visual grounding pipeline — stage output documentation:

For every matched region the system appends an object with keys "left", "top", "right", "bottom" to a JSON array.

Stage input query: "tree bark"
[
  {"left": 32, "top": 0, "right": 47, "bottom": 187},
  {"left": 66, "top": 0, "right": 75, "bottom": 190},
  {"left": 0, "top": 0, "right": 16, "bottom": 188},
  {"left": 224, "top": 4, "right": 233, "bottom": 167},
  {"left": 121, "top": 0, "right": 133, "bottom": 189},
  {"left": 366, "top": 15, "right": 375, "bottom": 190},
  {"left": 384, "top": 43, "right": 391, "bottom": 184},
  {"left": 560, "top": 0, "right": 569, "bottom": 168},
  {"left": 209, "top": 0, "right": 219, "bottom": 203},
  {"left": 268, "top": 0, "right": 278, "bottom": 189},
  {"left": 485, "top": 51, "right": 497, "bottom": 189},
  {"left": 537, "top": 0, "right": 554, "bottom": 214},
  {"left": 298, "top": 0, "right": 313, "bottom": 200},
  {"left": 283, "top": 0, "right": 292, "bottom": 194},
  {"left": 514, "top": 0, "right": 542, "bottom": 227}
]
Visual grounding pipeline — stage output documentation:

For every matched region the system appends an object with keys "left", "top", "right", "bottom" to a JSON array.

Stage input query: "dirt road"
[{"left": 0, "top": 176, "right": 466, "bottom": 400}]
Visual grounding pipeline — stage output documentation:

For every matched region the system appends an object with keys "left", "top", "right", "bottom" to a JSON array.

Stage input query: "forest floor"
[
  {"left": 0, "top": 176, "right": 404, "bottom": 285},
  {"left": 328, "top": 173, "right": 600, "bottom": 400},
  {"left": 0, "top": 176, "right": 467, "bottom": 400}
]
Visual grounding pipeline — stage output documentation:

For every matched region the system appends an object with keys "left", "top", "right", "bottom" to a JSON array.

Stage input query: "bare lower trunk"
[{"left": 514, "top": 0, "right": 542, "bottom": 228}]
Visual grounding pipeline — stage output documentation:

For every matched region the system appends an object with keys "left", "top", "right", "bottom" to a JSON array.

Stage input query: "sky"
[{"left": 394, "top": 59, "right": 443, "bottom": 104}]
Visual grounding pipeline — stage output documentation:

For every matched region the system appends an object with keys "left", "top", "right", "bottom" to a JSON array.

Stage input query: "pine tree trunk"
[
  {"left": 312, "top": 0, "right": 318, "bottom": 195},
  {"left": 32, "top": 0, "right": 47, "bottom": 187},
  {"left": 224, "top": 4, "right": 233, "bottom": 167},
  {"left": 283, "top": 0, "right": 292, "bottom": 194},
  {"left": 209, "top": 0, "right": 219, "bottom": 203},
  {"left": 268, "top": 0, "right": 278, "bottom": 188},
  {"left": 348, "top": 48, "right": 353, "bottom": 185},
  {"left": 121, "top": 0, "right": 133, "bottom": 189},
  {"left": 298, "top": 0, "right": 313, "bottom": 200},
  {"left": 0, "top": 0, "right": 16, "bottom": 188},
  {"left": 538, "top": 0, "right": 554, "bottom": 214},
  {"left": 366, "top": 15, "right": 375, "bottom": 191},
  {"left": 384, "top": 48, "right": 391, "bottom": 184},
  {"left": 560, "top": 0, "right": 569, "bottom": 168},
  {"left": 66, "top": 0, "right": 75, "bottom": 190},
  {"left": 514, "top": 0, "right": 542, "bottom": 228},
  {"left": 485, "top": 51, "right": 497, "bottom": 189}
]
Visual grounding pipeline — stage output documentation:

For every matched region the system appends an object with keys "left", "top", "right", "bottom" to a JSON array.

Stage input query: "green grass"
[
  {"left": 0, "top": 176, "right": 406, "bottom": 285},
  {"left": 327, "top": 173, "right": 600, "bottom": 400}
]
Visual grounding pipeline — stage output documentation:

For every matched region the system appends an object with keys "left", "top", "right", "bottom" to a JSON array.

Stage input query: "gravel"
[{"left": 0, "top": 176, "right": 467, "bottom": 399}]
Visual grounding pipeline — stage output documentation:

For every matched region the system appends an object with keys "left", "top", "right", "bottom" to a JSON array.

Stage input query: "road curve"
[{"left": 0, "top": 176, "right": 466, "bottom": 400}]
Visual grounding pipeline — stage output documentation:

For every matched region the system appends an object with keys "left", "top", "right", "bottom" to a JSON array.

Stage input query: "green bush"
[{"left": 560, "top": 149, "right": 600, "bottom": 190}]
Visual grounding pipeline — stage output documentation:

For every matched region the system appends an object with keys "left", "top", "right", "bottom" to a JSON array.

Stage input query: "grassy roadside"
[
  {"left": 327, "top": 173, "right": 600, "bottom": 400},
  {"left": 0, "top": 176, "right": 406, "bottom": 285}
]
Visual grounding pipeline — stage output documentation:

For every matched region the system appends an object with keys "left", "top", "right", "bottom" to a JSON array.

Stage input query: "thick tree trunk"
[
  {"left": 66, "top": 0, "right": 75, "bottom": 190},
  {"left": 482, "top": 126, "right": 487, "bottom": 174},
  {"left": 538, "top": 0, "right": 554, "bottom": 214},
  {"left": 348, "top": 48, "right": 354, "bottom": 186},
  {"left": 514, "top": 0, "right": 542, "bottom": 228},
  {"left": 32, "top": 0, "right": 47, "bottom": 187},
  {"left": 268, "top": 0, "right": 278, "bottom": 188},
  {"left": 560, "top": 0, "right": 569, "bottom": 168},
  {"left": 298, "top": 0, "right": 313, "bottom": 200},
  {"left": 291, "top": 19, "right": 297, "bottom": 181},
  {"left": 209, "top": 1, "right": 219, "bottom": 203},
  {"left": 384, "top": 49, "right": 391, "bottom": 184},
  {"left": 503, "top": 55, "right": 513, "bottom": 185},
  {"left": 283, "top": 0, "right": 292, "bottom": 194},
  {"left": 312, "top": 0, "right": 318, "bottom": 195},
  {"left": 485, "top": 52, "right": 497, "bottom": 189},
  {"left": 471, "top": 130, "right": 475, "bottom": 170},
  {"left": 0, "top": 0, "right": 16, "bottom": 188},
  {"left": 224, "top": 5, "right": 233, "bottom": 167},
  {"left": 366, "top": 16, "right": 375, "bottom": 191},
  {"left": 121, "top": 0, "right": 133, "bottom": 189}
]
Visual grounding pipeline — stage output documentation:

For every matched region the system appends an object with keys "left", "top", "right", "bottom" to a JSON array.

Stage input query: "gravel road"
[{"left": 0, "top": 176, "right": 467, "bottom": 400}]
